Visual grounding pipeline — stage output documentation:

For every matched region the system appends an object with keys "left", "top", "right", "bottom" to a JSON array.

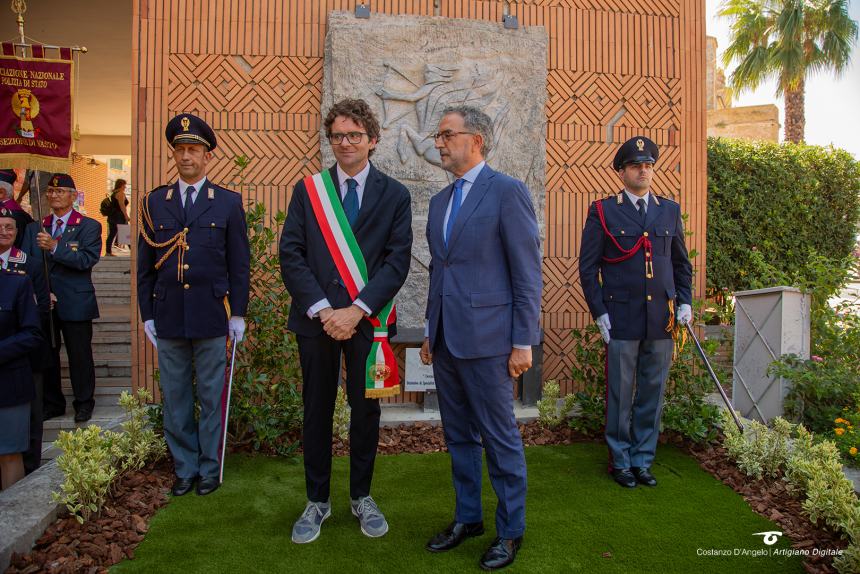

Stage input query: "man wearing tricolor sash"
[
  {"left": 421, "top": 106, "right": 542, "bottom": 571},
  {"left": 280, "top": 99, "right": 412, "bottom": 544}
]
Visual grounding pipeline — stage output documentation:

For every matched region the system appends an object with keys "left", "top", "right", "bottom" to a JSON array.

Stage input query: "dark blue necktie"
[
  {"left": 445, "top": 178, "right": 465, "bottom": 247},
  {"left": 637, "top": 197, "right": 646, "bottom": 224},
  {"left": 344, "top": 178, "right": 358, "bottom": 227},
  {"left": 184, "top": 186, "right": 195, "bottom": 223}
]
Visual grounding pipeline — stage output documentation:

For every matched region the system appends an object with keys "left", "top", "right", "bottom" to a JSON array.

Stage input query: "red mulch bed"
[
  {"left": 6, "top": 458, "right": 174, "bottom": 574},
  {"left": 5, "top": 422, "right": 849, "bottom": 574}
]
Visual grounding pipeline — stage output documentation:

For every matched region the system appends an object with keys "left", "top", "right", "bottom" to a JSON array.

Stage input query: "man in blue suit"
[
  {"left": 137, "top": 113, "right": 250, "bottom": 497},
  {"left": 579, "top": 136, "right": 693, "bottom": 489},
  {"left": 22, "top": 174, "right": 101, "bottom": 423},
  {"left": 420, "top": 105, "right": 542, "bottom": 571}
]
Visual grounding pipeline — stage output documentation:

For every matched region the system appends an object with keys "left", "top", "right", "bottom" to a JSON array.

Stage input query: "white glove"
[
  {"left": 595, "top": 313, "right": 611, "bottom": 344},
  {"left": 143, "top": 319, "right": 157, "bottom": 349},
  {"left": 677, "top": 304, "right": 692, "bottom": 326},
  {"left": 228, "top": 316, "right": 246, "bottom": 343}
]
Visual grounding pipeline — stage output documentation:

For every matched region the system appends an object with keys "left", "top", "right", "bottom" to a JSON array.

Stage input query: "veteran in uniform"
[
  {"left": 578, "top": 136, "right": 693, "bottom": 489},
  {"left": 21, "top": 174, "right": 101, "bottom": 424},
  {"left": 1, "top": 207, "right": 51, "bottom": 474},
  {"left": 0, "top": 170, "right": 34, "bottom": 248},
  {"left": 0, "top": 258, "right": 42, "bottom": 490},
  {"left": 137, "top": 113, "right": 250, "bottom": 497}
]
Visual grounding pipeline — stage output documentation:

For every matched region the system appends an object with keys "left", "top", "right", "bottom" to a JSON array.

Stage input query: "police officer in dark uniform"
[
  {"left": 0, "top": 207, "right": 51, "bottom": 473},
  {"left": 21, "top": 174, "right": 101, "bottom": 424},
  {"left": 579, "top": 136, "right": 693, "bottom": 488},
  {"left": 137, "top": 113, "right": 250, "bottom": 497}
]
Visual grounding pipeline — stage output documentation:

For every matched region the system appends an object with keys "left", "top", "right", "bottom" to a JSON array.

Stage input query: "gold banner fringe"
[
  {"left": 2, "top": 154, "right": 72, "bottom": 174},
  {"left": 365, "top": 385, "right": 400, "bottom": 399}
]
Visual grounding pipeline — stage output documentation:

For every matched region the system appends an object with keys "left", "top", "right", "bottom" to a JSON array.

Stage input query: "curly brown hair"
[{"left": 323, "top": 98, "right": 381, "bottom": 157}]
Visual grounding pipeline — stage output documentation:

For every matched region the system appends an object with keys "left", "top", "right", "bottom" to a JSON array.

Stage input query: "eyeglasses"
[
  {"left": 432, "top": 130, "right": 475, "bottom": 143},
  {"left": 45, "top": 188, "right": 71, "bottom": 196},
  {"left": 328, "top": 132, "right": 368, "bottom": 145},
  {"left": 0, "top": 224, "right": 16, "bottom": 232}
]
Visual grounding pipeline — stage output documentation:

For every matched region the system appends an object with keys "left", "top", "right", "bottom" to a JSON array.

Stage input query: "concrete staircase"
[{"left": 42, "top": 255, "right": 133, "bottom": 458}]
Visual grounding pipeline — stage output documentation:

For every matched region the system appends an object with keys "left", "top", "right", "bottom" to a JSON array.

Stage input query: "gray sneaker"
[
  {"left": 291, "top": 501, "right": 331, "bottom": 544},
  {"left": 351, "top": 495, "right": 389, "bottom": 538}
]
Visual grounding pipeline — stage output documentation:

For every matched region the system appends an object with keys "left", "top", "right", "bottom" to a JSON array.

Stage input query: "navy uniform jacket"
[
  {"left": 137, "top": 180, "right": 251, "bottom": 340},
  {"left": 21, "top": 210, "right": 101, "bottom": 322},
  {"left": 279, "top": 163, "right": 412, "bottom": 340},
  {"left": 4, "top": 246, "right": 52, "bottom": 371},
  {"left": 579, "top": 191, "right": 693, "bottom": 340},
  {"left": 0, "top": 270, "right": 42, "bottom": 408}
]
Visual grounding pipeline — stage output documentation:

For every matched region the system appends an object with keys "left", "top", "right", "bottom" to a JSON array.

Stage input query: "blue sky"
[{"left": 706, "top": 0, "right": 860, "bottom": 159}]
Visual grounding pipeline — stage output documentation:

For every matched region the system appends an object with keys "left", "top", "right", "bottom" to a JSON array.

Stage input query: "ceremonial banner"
[{"left": 0, "top": 44, "right": 73, "bottom": 173}]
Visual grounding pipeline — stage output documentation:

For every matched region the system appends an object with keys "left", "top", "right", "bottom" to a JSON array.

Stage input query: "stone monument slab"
[{"left": 323, "top": 11, "right": 547, "bottom": 329}]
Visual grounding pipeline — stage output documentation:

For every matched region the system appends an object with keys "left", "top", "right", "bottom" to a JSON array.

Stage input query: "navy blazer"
[
  {"left": 0, "top": 271, "right": 42, "bottom": 408},
  {"left": 579, "top": 191, "right": 693, "bottom": 340},
  {"left": 137, "top": 179, "right": 251, "bottom": 340},
  {"left": 425, "top": 164, "right": 542, "bottom": 359},
  {"left": 279, "top": 162, "right": 412, "bottom": 339},
  {"left": 4, "top": 247, "right": 52, "bottom": 371},
  {"left": 22, "top": 210, "right": 101, "bottom": 322}
]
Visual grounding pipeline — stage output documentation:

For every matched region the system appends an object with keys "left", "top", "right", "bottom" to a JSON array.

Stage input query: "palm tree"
[{"left": 719, "top": 0, "right": 857, "bottom": 143}]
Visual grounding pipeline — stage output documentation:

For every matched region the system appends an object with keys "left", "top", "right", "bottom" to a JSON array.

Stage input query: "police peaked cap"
[
  {"left": 612, "top": 136, "right": 659, "bottom": 171},
  {"left": 0, "top": 169, "right": 17, "bottom": 186},
  {"left": 165, "top": 113, "right": 217, "bottom": 151},
  {"left": 49, "top": 173, "right": 76, "bottom": 189}
]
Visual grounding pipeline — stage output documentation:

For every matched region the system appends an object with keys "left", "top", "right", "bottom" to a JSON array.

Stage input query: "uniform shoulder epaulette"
[{"left": 8, "top": 247, "right": 26, "bottom": 264}]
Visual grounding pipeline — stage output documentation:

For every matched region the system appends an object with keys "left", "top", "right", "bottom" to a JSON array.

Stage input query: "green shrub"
[
  {"left": 52, "top": 426, "right": 117, "bottom": 523},
  {"left": 721, "top": 414, "right": 860, "bottom": 573},
  {"left": 707, "top": 138, "right": 860, "bottom": 296},
  {"left": 228, "top": 202, "right": 303, "bottom": 457},
  {"left": 536, "top": 380, "right": 576, "bottom": 430},
  {"left": 52, "top": 390, "right": 165, "bottom": 523},
  {"left": 114, "top": 389, "right": 167, "bottom": 475}
]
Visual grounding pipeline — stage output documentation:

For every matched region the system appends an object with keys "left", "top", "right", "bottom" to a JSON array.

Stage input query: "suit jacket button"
[
  {"left": 183, "top": 284, "right": 190, "bottom": 290},
  {"left": 647, "top": 295, "right": 652, "bottom": 301},
  {"left": 183, "top": 264, "right": 189, "bottom": 270},
  {"left": 211, "top": 222, "right": 215, "bottom": 227},
  {"left": 620, "top": 230, "right": 625, "bottom": 235},
  {"left": 643, "top": 231, "right": 649, "bottom": 237},
  {"left": 183, "top": 227, "right": 189, "bottom": 232}
]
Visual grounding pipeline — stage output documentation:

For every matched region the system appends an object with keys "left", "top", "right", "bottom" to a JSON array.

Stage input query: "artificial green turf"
[{"left": 112, "top": 444, "right": 803, "bottom": 573}]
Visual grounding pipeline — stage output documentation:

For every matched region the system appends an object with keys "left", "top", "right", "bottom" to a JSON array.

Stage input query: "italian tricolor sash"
[{"left": 304, "top": 170, "right": 400, "bottom": 398}]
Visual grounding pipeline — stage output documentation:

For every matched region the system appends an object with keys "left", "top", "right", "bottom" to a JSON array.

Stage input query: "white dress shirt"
[
  {"left": 307, "top": 161, "right": 373, "bottom": 319},
  {"left": 0, "top": 247, "right": 10, "bottom": 269},
  {"left": 624, "top": 189, "right": 651, "bottom": 214},
  {"left": 49, "top": 208, "right": 75, "bottom": 254},
  {"left": 179, "top": 177, "right": 206, "bottom": 207}
]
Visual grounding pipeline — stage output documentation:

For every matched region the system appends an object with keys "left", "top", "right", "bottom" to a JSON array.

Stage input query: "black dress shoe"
[
  {"left": 611, "top": 468, "right": 638, "bottom": 488},
  {"left": 632, "top": 467, "right": 658, "bottom": 486},
  {"left": 74, "top": 409, "right": 92, "bottom": 423},
  {"left": 426, "top": 521, "right": 485, "bottom": 552},
  {"left": 479, "top": 536, "right": 522, "bottom": 571},
  {"left": 171, "top": 477, "right": 196, "bottom": 496},
  {"left": 196, "top": 477, "right": 221, "bottom": 496}
]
